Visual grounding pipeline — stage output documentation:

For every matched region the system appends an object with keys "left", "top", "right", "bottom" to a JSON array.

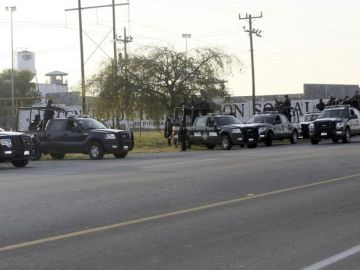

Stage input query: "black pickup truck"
[
  {"left": 0, "top": 129, "right": 32, "bottom": 167},
  {"left": 33, "top": 116, "right": 134, "bottom": 160},
  {"left": 187, "top": 114, "right": 245, "bottom": 150}
]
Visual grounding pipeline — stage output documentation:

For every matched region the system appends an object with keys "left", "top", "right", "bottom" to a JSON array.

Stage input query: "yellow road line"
[{"left": 1, "top": 172, "right": 360, "bottom": 253}]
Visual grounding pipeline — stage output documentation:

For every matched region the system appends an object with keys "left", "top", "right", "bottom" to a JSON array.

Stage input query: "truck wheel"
[
  {"left": 331, "top": 138, "right": 339, "bottom": 143},
  {"left": 342, "top": 128, "right": 350, "bottom": 143},
  {"left": 89, "top": 141, "right": 104, "bottom": 160},
  {"left": 265, "top": 132, "right": 273, "bottom": 146},
  {"left": 11, "top": 159, "right": 29, "bottom": 168},
  {"left": 311, "top": 138, "right": 320, "bottom": 145},
  {"left": 290, "top": 130, "right": 298, "bottom": 144},
  {"left": 114, "top": 152, "right": 128, "bottom": 158},
  {"left": 220, "top": 135, "right": 232, "bottom": 150},
  {"left": 50, "top": 153, "right": 65, "bottom": 159}
]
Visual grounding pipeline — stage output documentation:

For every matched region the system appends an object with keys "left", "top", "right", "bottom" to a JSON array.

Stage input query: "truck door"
[
  {"left": 190, "top": 117, "right": 206, "bottom": 144},
  {"left": 350, "top": 109, "right": 360, "bottom": 135},
  {"left": 280, "top": 114, "right": 292, "bottom": 138},
  {"left": 205, "top": 117, "right": 218, "bottom": 144},
  {"left": 63, "top": 119, "right": 86, "bottom": 152},
  {"left": 45, "top": 119, "right": 67, "bottom": 153},
  {"left": 273, "top": 115, "right": 283, "bottom": 139}
]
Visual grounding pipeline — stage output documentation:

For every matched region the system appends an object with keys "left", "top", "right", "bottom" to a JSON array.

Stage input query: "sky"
[{"left": 0, "top": 0, "right": 360, "bottom": 97}]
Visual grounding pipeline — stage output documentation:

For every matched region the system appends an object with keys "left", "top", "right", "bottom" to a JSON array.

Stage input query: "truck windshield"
[
  {"left": 214, "top": 116, "right": 242, "bottom": 125},
  {"left": 77, "top": 119, "right": 107, "bottom": 130},
  {"left": 247, "top": 115, "right": 273, "bottom": 124},
  {"left": 318, "top": 109, "right": 349, "bottom": 119}
]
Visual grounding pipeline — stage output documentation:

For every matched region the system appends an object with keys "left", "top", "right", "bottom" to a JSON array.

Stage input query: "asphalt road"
[{"left": 0, "top": 141, "right": 360, "bottom": 270}]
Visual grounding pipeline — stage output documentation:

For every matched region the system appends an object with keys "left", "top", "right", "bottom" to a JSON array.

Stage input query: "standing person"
[
  {"left": 316, "top": 98, "right": 325, "bottom": 111},
  {"left": 178, "top": 120, "right": 187, "bottom": 151},
  {"left": 283, "top": 95, "right": 291, "bottom": 121},
  {"left": 43, "top": 99, "right": 55, "bottom": 127},
  {"left": 164, "top": 117, "right": 173, "bottom": 146}
]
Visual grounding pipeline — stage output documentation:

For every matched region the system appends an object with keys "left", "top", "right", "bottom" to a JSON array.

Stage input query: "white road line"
[
  {"left": 302, "top": 244, "right": 360, "bottom": 270},
  {"left": 141, "top": 158, "right": 219, "bottom": 169}
]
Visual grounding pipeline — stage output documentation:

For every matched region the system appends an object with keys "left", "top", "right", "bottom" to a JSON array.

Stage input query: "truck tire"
[
  {"left": 114, "top": 152, "right": 128, "bottom": 158},
  {"left": 11, "top": 159, "right": 29, "bottom": 168},
  {"left": 50, "top": 153, "right": 65, "bottom": 159},
  {"left": 265, "top": 132, "right": 273, "bottom": 146},
  {"left": 89, "top": 141, "right": 104, "bottom": 160},
  {"left": 342, "top": 128, "right": 350, "bottom": 143},
  {"left": 290, "top": 130, "right": 298, "bottom": 144},
  {"left": 220, "top": 134, "right": 232, "bottom": 150}
]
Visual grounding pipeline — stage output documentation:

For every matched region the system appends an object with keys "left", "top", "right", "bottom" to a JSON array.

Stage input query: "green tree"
[
  {"left": 0, "top": 69, "right": 39, "bottom": 104},
  {"left": 128, "top": 46, "right": 239, "bottom": 115},
  {"left": 89, "top": 46, "right": 240, "bottom": 124}
]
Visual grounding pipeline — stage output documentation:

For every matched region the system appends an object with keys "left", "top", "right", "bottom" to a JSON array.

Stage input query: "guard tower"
[{"left": 45, "top": 71, "right": 68, "bottom": 85}]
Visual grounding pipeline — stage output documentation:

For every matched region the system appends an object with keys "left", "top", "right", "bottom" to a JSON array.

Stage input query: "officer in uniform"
[
  {"left": 164, "top": 117, "right": 173, "bottom": 146},
  {"left": 178, "top": 120, "right": 188, "bottom": 151},
  {"left": 43, "top": 99, "right": 55, "bottom": 127},
  {"left": 283, "top": 95, "right": 291, "bottom": 121},
  {"left": 316, "top": 98, "right": 325, "bottom": 111}
]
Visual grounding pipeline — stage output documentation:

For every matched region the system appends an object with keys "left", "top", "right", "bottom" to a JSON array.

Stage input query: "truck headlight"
[
  {"left": 258, "top": 127, "right": 266, "bottom": 135},
  {"left": 105, "top": 134, "right": 116, "bottom": 140},
  {"left": 0, "top": 138, "right": 12, "bottom": 148},
  {"left": 336, "top": 122, "right": 345, "bottom": 129},
  {"left": 231, "top": 128, "right": 241, "bottom": 134}
]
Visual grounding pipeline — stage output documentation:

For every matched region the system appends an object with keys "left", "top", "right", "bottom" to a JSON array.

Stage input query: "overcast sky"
[{"left": 1, "top": 0, "right": 360, "bottom": 97}]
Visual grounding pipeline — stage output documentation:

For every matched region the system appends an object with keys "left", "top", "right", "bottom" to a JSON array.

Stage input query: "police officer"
[
  {"left": 316, "top": 98, "right": 325, "bottom": 111},
  {"left": 43, "top": 99, "right": 55, "bottom": 127},
  {"left": 283, "top": 95, "right": 291, "bottom": 121},
  {"left": 164, "top": 117, "right": 173, "bottom": 146},
  {"left": 178, "top": 120, "right": 187, "bottom": 151}
]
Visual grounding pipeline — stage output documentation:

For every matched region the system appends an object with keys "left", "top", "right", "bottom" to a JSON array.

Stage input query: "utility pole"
[
  {"left": 112, "top": 0, "right": 117, "bottom": 64},
  {"left": 77, "top": 0, "right": 86, "bottom": 113},
  {"left": 239, "top": 12, "right": 262, "bottom": 115},
  {"left": 6, "top": 6, "right": 16, "bottom": 128},
  {"left": 118, "top": 27, "right": 133, "bottom": 60},
  {"left": 65, "top": 1, "right": 129, "bottom": 113},
  {"left": 117, "top": 27, "right": 133, "bottom": 94}
]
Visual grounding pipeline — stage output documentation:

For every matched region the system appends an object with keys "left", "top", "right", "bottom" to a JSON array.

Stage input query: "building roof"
[{"left": 45, "top": 71, "right": 68, "bottom": 76}]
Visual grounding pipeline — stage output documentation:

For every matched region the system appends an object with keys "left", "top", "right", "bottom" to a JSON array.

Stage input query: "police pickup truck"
[
  {"left": 243, "top": 111, "right": 301, "bottom": 148},
  {"left": 187, "top": 114, "right": 245, "bottom": 150},
  {"left": 309, "top": 105, "right": 360, "bottom": 144},
  {"left": 0, "top": 128, "right": 32, "bottom": 167},
  {"left": 32, "top": 116, "right": 134, "bottom": 160}
]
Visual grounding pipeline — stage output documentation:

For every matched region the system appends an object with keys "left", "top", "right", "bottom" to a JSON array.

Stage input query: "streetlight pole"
[
  {"left": 6, "top": 6, "right": 16, "bottom": 127},
  {"left": 182, "top": 33, "right": 191, "bottom": 54}
]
